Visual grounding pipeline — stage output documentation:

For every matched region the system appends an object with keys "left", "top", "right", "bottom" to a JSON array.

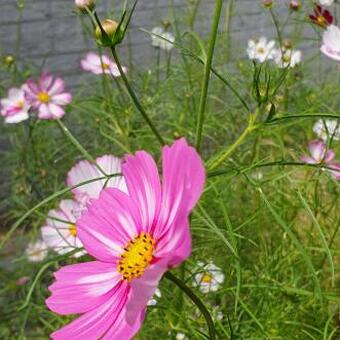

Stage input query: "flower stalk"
[
  {"left": 110, "top": 47, "right": 165, "bottom": 145},
  {"left": 164, "top": 271, "right": 216, "bottom": 340},
  {"left": 195, "top": 0, "right": 223, "bottom": 152}
]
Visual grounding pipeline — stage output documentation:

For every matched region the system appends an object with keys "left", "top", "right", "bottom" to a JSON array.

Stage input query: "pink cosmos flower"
[
  {"left": 67, "top": 155, "right": 127, "bottom": 204},
  {"left": 320, "top": 25, "right": 340, "bottom": 61},
  {"left": 301, "top": 140, "right": 340, "bottom": 180},
  {"left": 46, "top": 138, "right": 205, "bottom": 339},
  {"left": 80, "top": 52, "right": 126, "bottom": 76},
  {"left": 41, "top": 199, "right": 85, "bottom": 258},
  {"left": 0, "top": 86, "right": 30, "bottom": 123},
  {"left": 23, "top": 73, "right": 72, "bottom": 120}
]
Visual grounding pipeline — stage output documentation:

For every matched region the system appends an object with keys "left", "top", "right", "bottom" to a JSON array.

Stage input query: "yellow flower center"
[
  {"left": 117, "top": 232, "right": 155, "bottom": 282},
  {"left": 201, "top": 273, "right": 213, "bottom": 283},
  {"left": 101, "top": 63, "right": 110, "bottom": 70},
  {"left": 316, "top": 16, "right": 326, "bottom": 27},
  {"left": 256, "top": 47, "right": 265, "bottom": 54},
  {"left": 68, "top": 224, "right": 77, "bottom": 237},
  {"left": 282, "top": 54, "right": 291, "bottom": 64},
  {"left": 17, "top": 100, "right": 24, "bottom": 109},
  {"left": 37, "top": 91, "right": 50, "bottom": 103}
]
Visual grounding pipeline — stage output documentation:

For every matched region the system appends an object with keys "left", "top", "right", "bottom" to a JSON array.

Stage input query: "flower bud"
[
  {"left": 95, "top": 19, "right": 119, "bottom": 43},
  {"left": 75, "top": 0, "right": 95, "bottom": 11},
  {"left": 289, "top": 0, "right": 300, "bottom": 11},
  {"left": 283, "top": 39, "right": 292, "bottom": 49},
  {"left": 4, "top": 55, "right": 15, "bottom": 66},
  {"left": 262, "top": 0, "right": 273, "bottom": 8}
]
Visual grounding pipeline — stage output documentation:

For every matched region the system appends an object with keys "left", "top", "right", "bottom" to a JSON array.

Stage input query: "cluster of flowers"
[
  {"left": 23, "top": 138, "right": 224, "bottom": 339},
  {"left": 247, "top": 37, "right": 301, "bottom": 68},
  {"left": 0, "top": 53, "right": 125, "bottom": 124},
  {"left": 249, "top": 1, "right": 340, "bottom": 65},
  {"left": 301, "top": 119, "right": 340, "bottom": 180}
]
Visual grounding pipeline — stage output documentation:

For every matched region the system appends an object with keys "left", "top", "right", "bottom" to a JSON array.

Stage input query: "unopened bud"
[
  {"left": 75, "top": 0, "right": 95, "bottom": 11},
  {"left": 95, "top": 19, "right": 119, "bottom": 42},
  {"left": 4, "top": 55, "right": 15, "bottom": 66},
  {"left": 283, "top": 39, "right": 292, "bottom": 49},
  {"left": 289, "top": 0, "right": 300, "bottom": 11},
  {"left": 162, "top": 20, "right": 171, "bottom": 29},
  {"left": 262, "top": 0, "right": 273, "bottom": 8}
]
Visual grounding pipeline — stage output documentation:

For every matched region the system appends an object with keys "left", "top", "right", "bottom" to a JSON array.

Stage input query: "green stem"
[
  {"left": 207, "top": 114, "right": 259, "bottom": 171},
  {"left": 56, "top": 119, "right": 107, "bottom": 176},
  {"left": 195, "top": 0, "right": 223, "bottom": 151},
  {"left": 269, "top": 8, "right": 283, "bottom": 49},
  {"left": 110, "top": 47, "right": 165, "bottom": 145},
  {"left": 164, "top": 271, "right": 216, "bottom": 340}
]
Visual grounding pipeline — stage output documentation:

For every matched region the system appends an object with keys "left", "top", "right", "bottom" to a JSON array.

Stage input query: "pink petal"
[
  {"left": 37, "top": 103, "right": 52, "bottom": 119},
  {"left": 24, "top": 79, "right": 39, "bottom": 95},
  {"left": 46, "top": 261, "right": 122, "bottom": 315},
  {"left": 48, "top": 77, "right": 65, "bottom": 96},
  {"left": 39, "top": 72, "right": 54, "bottom": 91},
  {"left": 308, "top": 140, "right": 326, "bottom": 162},
  {"left": 122, "top": 151, "right": 162, "bottom": 234},
  {"left": 52, "top": 93, "right": 72, "bottom": 105},
  {"left": 50, "top": 281, "right": 129, "bottom": 340},
  {"left": 43, "top": 103, "right": 65, "bottom": 119},
  {"left": 155, "top": 138, "right": 205, "bottom": 239},
  {"left": 328, "top": 163, "right": 340, "bottom": 180},
  {"left": 77, "top": 188, "right": 142, "bottom": 262},
  {"left": 102, "top": 261, "right": 168, "bottom": 339},
  {"left": 324, "top": 150, "right": 335, "bottom": 163},
  {"left": 156, "top": 217, "right": 191, "bottom": 267},
  {"left": 4, "top": 111, "right": 29, "bottom": 123},
  {"left": 300, "top": 156, "right": 318, "bottom": 164}
]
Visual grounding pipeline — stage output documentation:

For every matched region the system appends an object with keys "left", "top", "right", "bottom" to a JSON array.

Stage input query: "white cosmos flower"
[
  {"left": 313, "top": 119, "right": 340, "bottom": 141},
  {"left": 151, "top": 27, "right": 175, "bottom": 51},
  {"left": 147, "top": 288, "right": 162, "bottom": 306},
  {"left": 193, "top": 261, "right": 225, "bottom": 293},
  {"left": 25, "top": 240, "right": 48, "bottom": 262},
  {"left": 176, "top": 333, "right": 189, "bottom": 340},
  {"left": 274, "top": 48, "right": 301, "bottom": 68},
  {"left": 319, "top": 0, "right": 334, "bottom": 6},
  {"left": 0, "top": 86, "right": 30, "bottom": 124},
  {"left": 320, "top": 25, "right": 340, "bottom": 62},
  {"left": 247, "top": 37, "right": 276, "bottom": 63},
  {"left": 41, "top": 199, "right": 85, "bottom": 258}
]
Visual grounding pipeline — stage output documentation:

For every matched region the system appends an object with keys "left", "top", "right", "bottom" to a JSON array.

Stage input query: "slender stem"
[
  {"left": 56, "top": 119, "right": 107, "bottom": 176},
  {"left": 165, "top": 271, "right": 216, "bottom": 340},
  {"left": 110, "top": 47, "right": 165, "bottom": 145},
  {"left": 195, "top": 0, "right": 223, "bottom": 151},
  {"left": 156, "top": 48, "right": 161, "bottom": 88},
  {"left": 207, "top": 110, "right": 260, "bottom": 172},
  {"left": 269, "top": 8, "right": 283, "bottom": 49}
]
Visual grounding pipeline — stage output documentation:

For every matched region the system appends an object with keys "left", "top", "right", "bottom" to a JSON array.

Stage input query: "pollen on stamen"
[{"left": 117, "top": 232, "right": 155, "bottom": 282}]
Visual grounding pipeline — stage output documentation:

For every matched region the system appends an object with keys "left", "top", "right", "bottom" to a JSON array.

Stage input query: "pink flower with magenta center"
[
  {"left": 0, "top": 86, "right": 30, "bottom": 124},
  {"left": 23, "top": 73, "right": 72, "bottom": 120},
  {"left": 46, "top": 138, "right": 205, "bottom": 339},
  {"left": 301, "top": 140, "right": 340, "bottom": 180},
  {"left": 80, "top": 52, "right": 126, "bottom": 76}
]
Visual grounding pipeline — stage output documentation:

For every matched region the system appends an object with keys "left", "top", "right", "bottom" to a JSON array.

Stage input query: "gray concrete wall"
[{"left": 0, "top": 1, "right": 321, "bottom": 87}]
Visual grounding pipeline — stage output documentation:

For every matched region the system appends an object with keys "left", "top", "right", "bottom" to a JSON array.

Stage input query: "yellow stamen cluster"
[
  {"left": 37, "top": 91, "right": 50, "bottom": 104},
  {"left": 256, "top": 47, "right": 265, "bottom": 55},
  {"left": 101, "top": 63, "right": 110, "bottom": 70},
  {"left": 201, "top": 273, "right": 213, "bottom": 283},
  {"left": 68, "top": 224, "right": 77, "bottom": 237},
  {"left": 117, "top": 232, "right": 155, "bottom": 282},
  {"left": 17, "top": 100, "right": 24, "bottom": 109}
]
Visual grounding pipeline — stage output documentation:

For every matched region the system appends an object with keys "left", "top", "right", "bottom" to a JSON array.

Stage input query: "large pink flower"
[
  {"left": 67, "top": 155, "right": 127, "bottom": 204},
  {"left": 301, "top": 140, "right": 340, "bottom": 180},
  {"left": 23, "top": 73, "right": 72, "bottom": 120},
  {"left": 46, "top": 138, "right": 205, "bottom": 339},
  {"left": 0, "top": 86, "right": 30, "bottom": 124},
  {"left": 80, "top": 52, "right": 126, "bottom": 76}
]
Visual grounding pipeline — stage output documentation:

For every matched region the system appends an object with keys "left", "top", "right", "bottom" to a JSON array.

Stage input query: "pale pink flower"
[
  {"left": 80, "top": 52, "right": 126, "bottom": 76},
  {"left": 66, "top": 155, "right": 127, "bottom": 204},
  {"left": 23, "top": 73, "right": 72, "bottom": 120},
  {"left": 46, "top": 138, "right": 205, "bottom": 339},
  {"left": 16, "top": 276, "right": 30, "bottom": 285},
  {"left": 41, "top": 199, "right": 85, "bottom": 258},
  {"left": 320, "top": 25, "right": 340, "bottom": 61},
  {"left": 75, "top": 0, "right": 95, "bottom": 10},
  {"left": 301, "top": 140, "right": 340, "bottom": 180},
  {"left": 0, "top": 86, "right": 30, "bottom": 123}
]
